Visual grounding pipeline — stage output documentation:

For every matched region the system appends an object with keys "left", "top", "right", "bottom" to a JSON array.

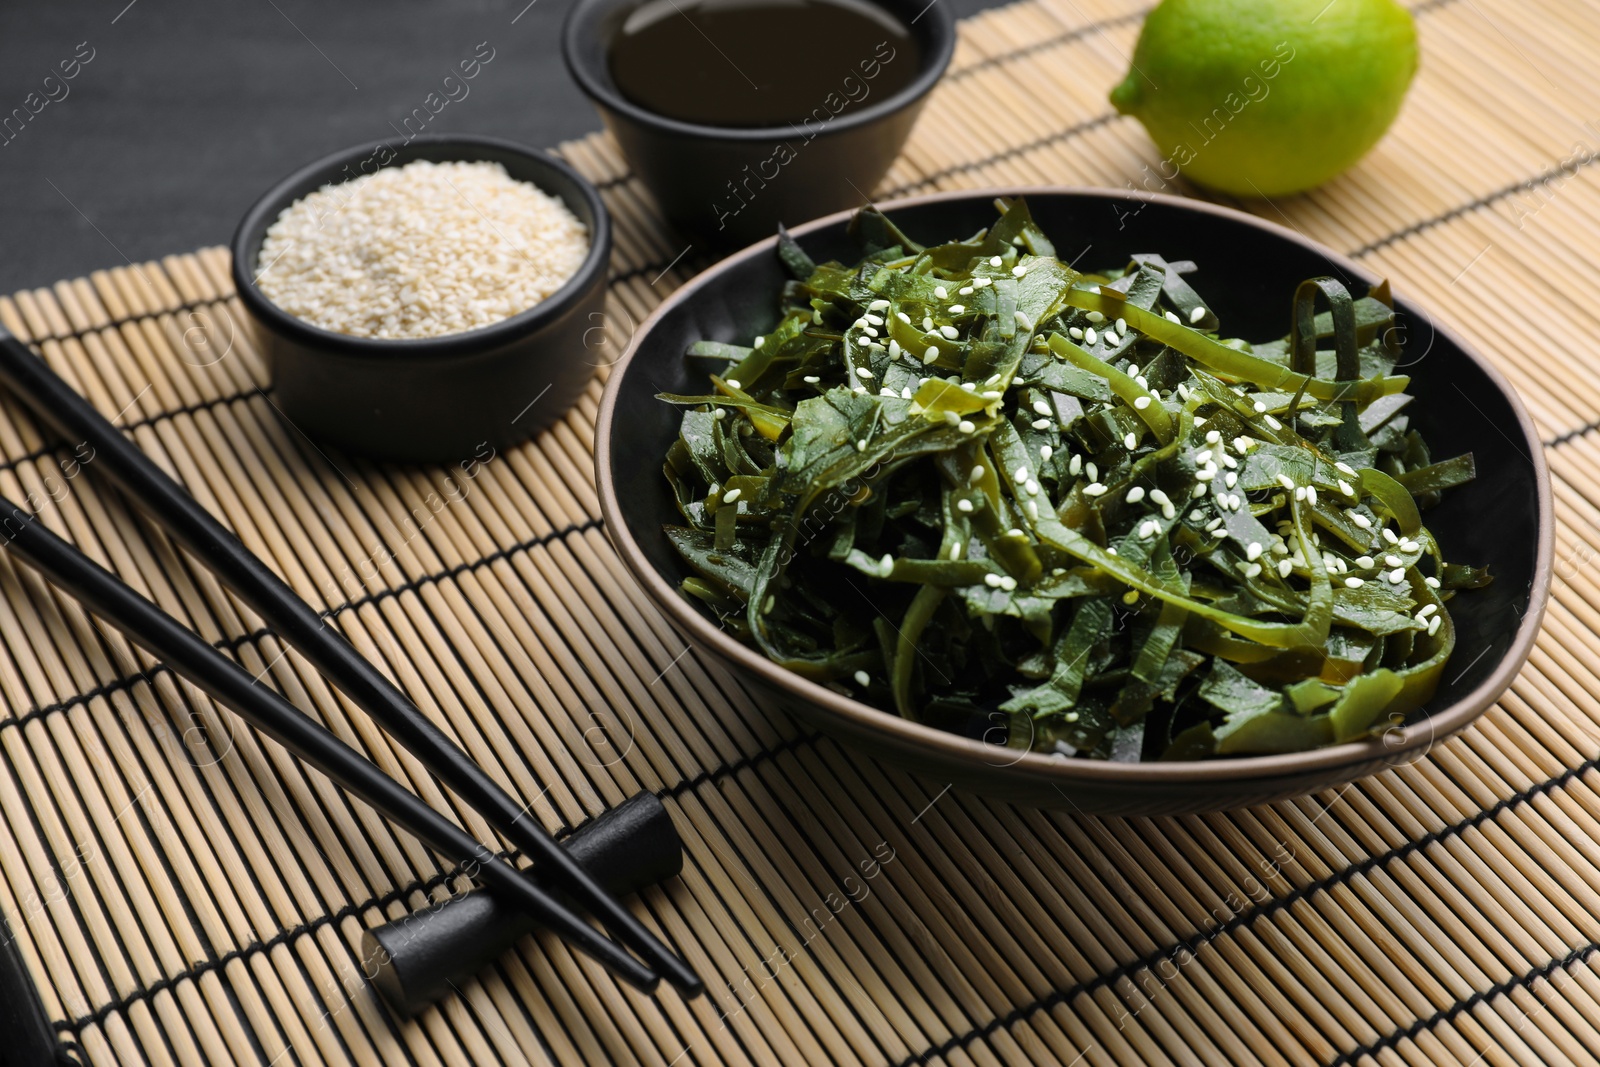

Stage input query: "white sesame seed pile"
[{"left": 256, "top": 160, "right": 589, "bottom": 340}]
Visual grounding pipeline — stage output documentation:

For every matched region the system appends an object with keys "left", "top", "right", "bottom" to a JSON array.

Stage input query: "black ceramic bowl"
[
  {"left": 232, "top": 135, "right": 612, "bottom": 464},
  {"left": 563, "top": 0, "right": 954, "bottom": 248},
  {"left": 597, "top": 188, "right": 1553, "bottom": 815}
]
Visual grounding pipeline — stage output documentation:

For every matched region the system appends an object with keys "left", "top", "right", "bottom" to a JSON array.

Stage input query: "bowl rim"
[
  {"left": 596, "top": 185, "right": 1554, "bottom": 786},
  {"left": 229, "top": 133, "right": 613, "bottom": 361},
  {"left": 560, "top": 0, "right": 956, "bottom": 143}
]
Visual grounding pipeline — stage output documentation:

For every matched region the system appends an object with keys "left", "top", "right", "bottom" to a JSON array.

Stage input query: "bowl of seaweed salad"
[{"left": 597, "top": 189, "right": 1550, "bottom": 814}]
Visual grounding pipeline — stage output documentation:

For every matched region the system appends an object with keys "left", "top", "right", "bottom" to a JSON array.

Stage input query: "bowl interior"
[
  {"left": 232, "top": 135, "right": 609, "bottom": 355},
  {"left": 604, "top": 190, "right": 1545, "bottom": 788}
]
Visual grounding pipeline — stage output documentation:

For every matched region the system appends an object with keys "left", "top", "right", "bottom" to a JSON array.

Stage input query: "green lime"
[{"left": 1110, "top": 0, "right": 1418, "bottom": 197}]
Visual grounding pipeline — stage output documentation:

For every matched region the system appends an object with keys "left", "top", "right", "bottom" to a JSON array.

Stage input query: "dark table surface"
[{"left": 0, "top": 0, "right": 1001, "bottom": 297}]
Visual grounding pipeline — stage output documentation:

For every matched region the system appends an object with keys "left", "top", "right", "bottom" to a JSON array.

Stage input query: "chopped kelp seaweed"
[{"left": 659, "top": 198, "right": 1487, "bottom": 760}]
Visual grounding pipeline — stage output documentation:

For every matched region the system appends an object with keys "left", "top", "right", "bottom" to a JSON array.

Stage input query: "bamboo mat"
[{"left": 2, "top": 0, "right": 1599, "bottom": 1062}]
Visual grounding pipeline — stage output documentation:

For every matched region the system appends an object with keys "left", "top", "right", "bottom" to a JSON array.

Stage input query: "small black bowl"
[
  {"left": 597, "top": 187, "right": 1553, "bottom": 815},
  {"left": 231, "top": 135, "right": 612, "bottom": 464},
  {"left": 562, "top": 0, "right": 954, "bottom": 249}
]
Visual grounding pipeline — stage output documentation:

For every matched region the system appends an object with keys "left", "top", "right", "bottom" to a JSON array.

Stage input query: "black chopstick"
[
  {"left": 0, "top": 495, "right": 657, "bottom": 991},
  {"left": 0, "top": 330, "right": 702, "bottom": 997}
]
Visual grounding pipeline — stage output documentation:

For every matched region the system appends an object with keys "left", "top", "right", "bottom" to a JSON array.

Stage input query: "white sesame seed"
[
  {"left": 1221, "top": 454, "right": 1237, "bottom": 469},
  {"left": 1012, "top": 265, "right": 1027, "bottom": 278},
  {"left": 1040, "top": 445, "right": 1054, "bottom": 461},
  {"left": 1387, "top": 568, "right": 1405, "bottom": 583},
  {"left": 880, "top": 387, "right": 896, "bottom": 397},
  {"left": 958, "top": 286, "right": 974, "bottom": 296},
  {"left": 1069, "top": 454, "right": 1083, "bottom": 476},
  {"left": 854, "top": 670, "right": 870, "bottom": 687},
  {"left": 981, "top": 390, "right": 1002, "bottom": 400},
  {"left": 1085, "top": 327, "right": 1098, "bottom": 345},
  {"left": 1385, "top": 554, "right": 1402, "bottom": 568},
  {"left": 1205, "top": 430, "right": 1221, "bottom": 445},
  {"left": 1224, "top": 471, "right": 1238, "bottom": 488},
  {"left": 1000, "top": 576, "right": 1018, "bottom": 591},
  {"left": 1197, "top": 468, "right": 1216, "bottom": 482},
  {"left": 1086, "top": 311, "right": 1105, "bottom": 324},
  {"left": 1279, "top": 559, "right": 1295, "bottom": 577},
  {"left": 1026, "top": 480, "right": 1040, "bottom": 495},
  {"left": 868, "top": 299, "right": 889, "bottom": 310},
  {"left": 1294, "top": 486, "right": 1306, "bottom": 502},
  {"left": 855, "top": 367, "right": 874, "bottom": 379},
  {"left": 726, "top": 379, "right": 742, "bottom": 390},
  {"left": 1189, "top": 306, "right": 1206, "bottom": 324},
  {"left": 722, "top": 487, "right": 741, "bottom": 502},
  {"left": 1134, "top": 396, "right": 1151, "bottom": 410},
  {"left": 1165, "top": 311, "right": 1181, "bottom": 323},
  {"left": 1126, "top": 486, "right": 1146, "bottom": 504},
  {"left": 754, "top": 335, "right": 766, "bottom": 348},
  {"left": 1351, "top": 513, "right": 1372, "bottom": 529},
  {"left": 1013, "top": 465, "right": 1030, "bottom": 482},
  {"left": 958, "top": 420, "right": 976, "bottom": 434},
  {"left": 803, "top": 374, "right": 820, "bottom": 384},
  {"left": 1338, "top": 480, "right": 1356, "bottom": 496},
  {"left": 923, "top": 346, "right": 940, "bottom": 364},
  {"left": 922, "top": 315, "right": 935, "bottom": 332},
  {"left": 1425, "top": 576, "right": 1441, "bottom": 589},
  {"left": 1149, "top": 489, "right": 1170, "bottom": 506},
  {"left": 1115, "top": 317, "right": 1127, "bottom": 334},
  {"left": 1032, "top": 418, "right": 1052, "bottom": 430},
  {"left": 974, "top": 277, "right": 991, "bottom": 287},
  {"left": 1193, "top": 483, "right": 1209, "bottom": 498},
  {"left": 1427, "top": 615, "right": 1442, "bottom": 636},
  {"left": 1418, "top": 604, "right": 1437, "bottom": 619},
  {"left": 1207, "top": 516, "right": 1225, "bottom": 531},
  {"left": 934, "top": 286, "right": 948, "bottom": 299},
  {"left": 1087, "top": 462, "right": 1098, "bottom": 481},
  {"left": 1335, "top": 461, "right": 1357, "bottom": 476},
  {"left": 897, "top": 311, "right": 912, "bottom": 324},
  {"left": 1125, "top": 432, "right": 1139, "bottom": 449},
  {"left": 1345, "top": 576, "right": 1364, "bottom": 588},
  {"left": 1135, "top": 375, "right": 1149, "bottom": 389},
  {"left": 902, "top": 386, "right": 913, "bottom": 398},
  {"left": 1140, "top": 519, "right": 1160, "bottom": 538},
  {"left": 1305, "top": 486, "right": 1317, "bottom": 505},
  {"left": 984, "top": 573, "right": 1002, "bottom": 587},
  {"left": 1400, "top": 540, "right": 1420, "bottom": 553},
  {"left": 713, "top": 407, "right": 727, "bottom": 421},
  {"left": 949, "top": 542, "right": 963, "bottom": 560},
  {"left": 1383, "top": 528, "right": 1400, "bottom": 544},
  {"left": 1245, "top": 562, "right": 1262, "bottom": 578},
  {"left": 856, "top": 439, "right": 868, "bottom": 452},
  {"left": 1162, "top": 502, "right": 1176, "bottom": 519},
  {"left": 1246, "top": 542, "right": 1263, "bottom": 561},
  {"left": 949, "top": 304, "right": 966, "bottom": 315},
  {"left": 1083, "top": 482, "right": 1107, "bottom": 496},
  {"left": 940, "top": 325, "right": 959, "bottom": 340},
  {"left": 1253, "top": 400, "right": 1267, "bottom": 413},
  {"left": 1264, "top": 415, "right": 1282, "bottom": 430},
  {"left": 957, "top": 498, "right": 974, "bottom": 513},
  {"left": 989, "top": 256, "right": 1003, "bottom": 267},
  {"left": 1356, "top": 556, "right": 1375, "bottom": 568},
  {"left": 986, "top": 374, "right": 1001, "bottom": 386},
  {"left": 1069, "top": 326, "right": 1085, "bottom": 340}
]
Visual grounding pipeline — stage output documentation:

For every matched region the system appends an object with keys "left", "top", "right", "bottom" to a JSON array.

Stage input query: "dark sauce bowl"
[
  {"left": 596, "top": 188, "right": 1552, "bottom": 815},
  {"left": 231, "top": 135, "right": 612, "bottom": 464},
  {"left": 562, "top": 0, "right": 954, "bottom": 249}
]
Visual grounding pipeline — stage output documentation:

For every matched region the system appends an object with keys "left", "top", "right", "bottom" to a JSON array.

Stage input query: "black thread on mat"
[
  {"left": 1351, "top": 145, "right": 1600, "bottom": 259},
  {"left": 1326, "top": 940, "right": 1600, "bottom": 1067},
  {"left": 0, "top": 518, "right": 604, "bottom": 734},
  {"left": 52, "top": 732, "right": 825, "bottom": 1034},
  {"left": 1545, "top": 419, "right": 1600, "bottom": 449},
  {"left": 0, "top": 387, "right": 261, "bottom": 481},
  {"left": 890, "top": 755, "right": 1600, "bottom": 1067},
  {"left": 10, "top": 293, "right": 224, "bottom": 344}
]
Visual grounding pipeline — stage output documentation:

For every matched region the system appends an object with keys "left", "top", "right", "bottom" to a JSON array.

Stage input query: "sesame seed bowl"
[
  {"left": 596, "top": 187, "right": 1552, "bottom": 815},
  {"left": 232, "top": 134, "right": 612, "bottom": 464}
]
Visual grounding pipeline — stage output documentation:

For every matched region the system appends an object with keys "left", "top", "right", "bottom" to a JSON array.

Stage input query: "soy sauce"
[{"left": 608, "top": 0, "right": 921, "bottom": 128}]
